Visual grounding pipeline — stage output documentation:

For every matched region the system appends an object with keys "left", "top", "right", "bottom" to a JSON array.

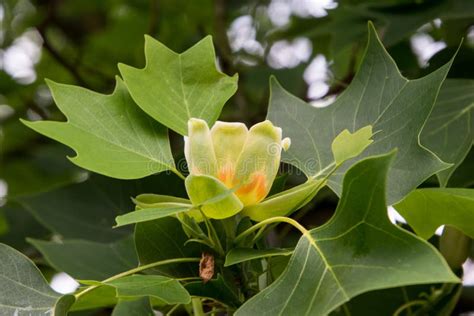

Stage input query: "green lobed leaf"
[
  {"left": 267, "top": 23, "right": 452, "bottom": 204},
  {"left": 105, "top": 275, "right": 191, "bottom": 304},
  {"left": 28, "top": 236, "right": 138, "bottom": 280},
  {"left": 225, "top": 248, "right": 293, "bottom": 267},
  {"left": 421, "top": 79, "right": 474, "bottom": 186},
  {"left": 115, "top": 203, "right": 193, "bottom": 227},
  {"left": 394, "top": 188, "right": 474, "bottom": 240},
  {"left": 0, "top": 243, "right": 75, "bottom": 315},
  {"left": 22, "top": 77, "right": 176, "bottom": 179},
  {"left": 235, "top": 153, "right": 458, "bottom": 316},
  {"left": 119, "top": 36, "right": 238, "bottom": 135}
]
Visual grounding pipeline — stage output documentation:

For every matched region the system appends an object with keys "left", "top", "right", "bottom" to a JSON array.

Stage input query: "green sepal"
[
  {"left": 133, "top": 194, "right": 191, "bottom": 208},
  {"left": 225, "top": 248, "right": 293, "bottom": 266},
  {"left": 115, "top": 203, "right": 193, "bottom": 227},
  {"left": 119, "top": 36, "right": 238, "bottom": 136},
  {"left": 133, "top": 194, "right": 202, "bottom": 222},
  {"left": 185, "top": 175, "right": 243, "bottom": 219},
  {"left": 241, "top": 179, "right": 326, "bottom": 222}
]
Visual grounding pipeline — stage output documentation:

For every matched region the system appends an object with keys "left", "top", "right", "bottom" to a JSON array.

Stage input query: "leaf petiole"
[
  {"left": 311, "top": 162, "right": 337, "bottom": 180},
  {"left": 192, "top": 297, "right": 205, "bottom": 316},
  {"left": 392, "top": 300, "right": 426, "bottom": 316},
  {"left": 170, "top": 167, "right": 186, "bottom": 180},
  {"left": 200, "top": 209, "right": 225, "bottom": 256},
  {"left": 74, "top": 257, "right": 201, "bottom": 299},
  {"left": 234, "top": 216, "right": 308, "bottom": 245}
]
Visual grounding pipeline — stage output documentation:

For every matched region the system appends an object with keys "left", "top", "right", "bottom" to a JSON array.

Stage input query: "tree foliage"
[{"left": 1, "top": 0, "right": 473, "bottom": 315}]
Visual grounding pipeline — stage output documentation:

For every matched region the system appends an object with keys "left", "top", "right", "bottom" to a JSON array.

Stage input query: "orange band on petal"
[
  {"left": 236, "top": 172, "right": 267, "bottom": 206},
  {"left": 217, "top": 164, "right": 235, "bottom": 189}
]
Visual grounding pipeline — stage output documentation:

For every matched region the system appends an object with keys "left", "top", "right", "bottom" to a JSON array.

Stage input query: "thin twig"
[
  {"left": 148, "top": 0, "right": 160, "bottom": 35},
  {"left": 74, "top": 257, "right": 201, "bottom": 299},
  {"left": 37, "top": 0, "right": 89, "bottom": 87}
]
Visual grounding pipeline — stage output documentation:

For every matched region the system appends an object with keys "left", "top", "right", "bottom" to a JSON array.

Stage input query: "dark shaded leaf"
[
  {"left": 135, "top": 217, "right": 201, "bottom": 277},
  {"left": 236, "top": 153, "right": 458, "bottom": 315},
  {"left": 29, "top": 236, "right": 138, "bottom": 280},
  {"left": 0, "top": 243, "right": 75, "bottom": 315},
  {"left": 267, "top": 23, "right": 452, "bottom": 204}
]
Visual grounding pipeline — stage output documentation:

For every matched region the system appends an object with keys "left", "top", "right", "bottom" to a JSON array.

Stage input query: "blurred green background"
[{"left": 0, "top": 0, "right": 473, "bottom": 313}]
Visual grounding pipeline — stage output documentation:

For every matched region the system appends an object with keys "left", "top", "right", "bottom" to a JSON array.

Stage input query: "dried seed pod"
[{"left": 199, "top": 252, "right": 215, "bottom": 283}]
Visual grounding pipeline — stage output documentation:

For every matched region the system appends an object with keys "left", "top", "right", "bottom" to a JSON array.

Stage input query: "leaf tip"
[
  {"left": 269, "top": 75, "right": 284, "bottom": 93},
  {"left": 113, "top": 216, "right": 125, "bottom": 228},
  {"left": 269, "top": 75, "right": 278, "bottom": 84},
  {"left": 231, "top": 72, "right": 239, "bottom": 82},
  {"left": 364, "top": 20, "right": 386, "bottom": 54},
  {"left": 19, "top": 117, "right": 32, "bottom": 126},
  {"left": 192, "top": 35, "right": 215, "bottom": 53},
  {"left": 143, "top": 34, "right": 161, "bottom": 49},
  {"left": 112, "top": 75, "right": 127, "bottom": 93},
  {"left": 202, "top": 34, "right": 214, "bottom": 43},
  {"left": 44, "top": 78, "right": 55, "bottom": 86},
  {"left": 366, "top": 21, "right": 380, "bottom": 42},
  {"left": 367, "top": 20, "right": 376, "bottom": 32},
  {"left": 446, "top": 39, "right": 463, "bottom": 67},
  {"left": 117, "top": 62, "right": 131, "bottom": 74},
  {"left": 44, "top": 78, "right": 62, "bottom": 95}
]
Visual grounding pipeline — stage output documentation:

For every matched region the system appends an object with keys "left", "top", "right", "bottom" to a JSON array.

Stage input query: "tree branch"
[{"left": 37, "top": 0, "right": 89, "bottom": 87}]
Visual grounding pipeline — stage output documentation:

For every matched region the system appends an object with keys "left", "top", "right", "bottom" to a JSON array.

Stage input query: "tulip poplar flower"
[{"left": 185, "top": 118, "right": 290, "bottom": 207}]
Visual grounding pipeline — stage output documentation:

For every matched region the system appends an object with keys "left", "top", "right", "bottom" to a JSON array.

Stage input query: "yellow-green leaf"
[
  {"left": 331, "top": 126, "right": 373, "bottom": 166},
  {"left": 119, "top": 36, "right": 238, "bottom": 135},
  {"left": 22, "top": 78, "right": 175, "bottom": 179},
  {"left": 394, "top": 188, "right": 474, "bottom": 239}
]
